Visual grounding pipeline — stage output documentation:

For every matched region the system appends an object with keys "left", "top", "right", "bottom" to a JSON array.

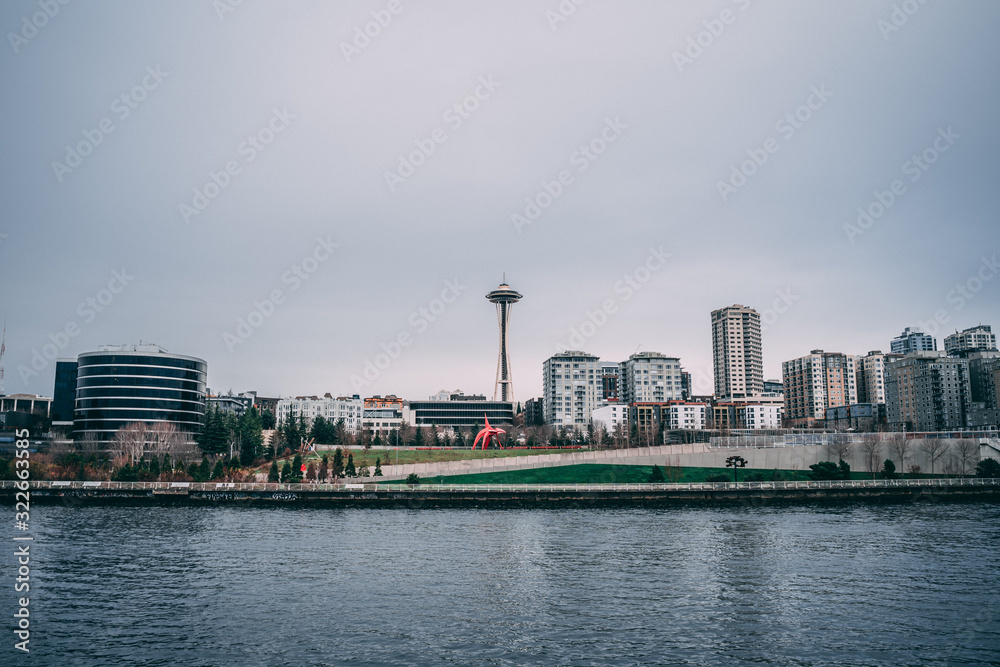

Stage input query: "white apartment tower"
[
  {"left": 543, "top": 351, "right": 602, "bottom": 428},
  {"left": 620, "top": 352, "right": 683, "bottom": 404},
  {"left": 712, "top": 304, "right": 764, "bottom": 399}
]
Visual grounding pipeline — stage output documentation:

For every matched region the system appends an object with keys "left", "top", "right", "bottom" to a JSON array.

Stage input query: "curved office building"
[{"left": 73, "top": 344, "right": 207, "bottom": 445}]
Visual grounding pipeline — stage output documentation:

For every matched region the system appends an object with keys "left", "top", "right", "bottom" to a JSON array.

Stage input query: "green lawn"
[{"left": 386, "top": 464, "right": 825, "bottom": 485}]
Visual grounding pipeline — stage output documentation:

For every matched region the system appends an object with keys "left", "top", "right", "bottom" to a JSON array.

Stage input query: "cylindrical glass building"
[{"left": 73, "top": 344, "right": 207, "bottom": 445}]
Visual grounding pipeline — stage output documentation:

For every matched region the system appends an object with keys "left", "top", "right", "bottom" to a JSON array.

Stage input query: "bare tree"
[
  {"left": 861, "top": 436, "right": 883, "bottom": 480},
  {"left": 919, "top": 439, "right": 948, "bottom": 475},
  {"left": 828, "top": 436, "right": 854, "bottom": 464},
  {"left": 887, "top": 435, "right": 912, "bottom": 474},
  {"left": 110, "top": 422, "right": 149, "bottom": 467},
  {"left": 954, "top": 439, "right": 978, "bottom": 476},
  {"left": 147, "top": 422, "right": 185, "bottom": 457}
]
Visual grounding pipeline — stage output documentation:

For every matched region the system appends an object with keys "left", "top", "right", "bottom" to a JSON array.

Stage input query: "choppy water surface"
[{"left": 5, "top": 502, "right": 999, "bottom": 666}]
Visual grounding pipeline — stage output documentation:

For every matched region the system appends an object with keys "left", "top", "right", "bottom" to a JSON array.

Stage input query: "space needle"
[{"left": 486, "top": 277, "right": 522, "bottom": 402}]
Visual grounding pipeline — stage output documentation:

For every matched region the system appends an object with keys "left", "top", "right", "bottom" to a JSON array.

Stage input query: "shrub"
[{"left": 406, "top": 473, "right": 421, "bottom": 485}]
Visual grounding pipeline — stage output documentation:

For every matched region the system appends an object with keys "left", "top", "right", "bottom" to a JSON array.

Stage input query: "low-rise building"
[
  {"left": 591, "top": 404, "right": 628, "bottom": 433},
  {"left": 665, "top": 401, "right": 707, "bottom": 430},
  {"left": 276, "top": 394, "right": 364, "bottom": 431}
]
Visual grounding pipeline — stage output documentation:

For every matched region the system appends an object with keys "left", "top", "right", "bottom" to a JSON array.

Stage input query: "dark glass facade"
[
  {"left": 72, "top": 348, "right": 207, "bottom": 444},
  {"left": 52, "top": 360, "right": 79, "bottom": 423},
  {"left": 407, "top": 400, "right": 514, "bottom": 427}
]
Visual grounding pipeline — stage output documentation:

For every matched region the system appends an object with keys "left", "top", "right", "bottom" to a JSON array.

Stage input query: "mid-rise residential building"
[
  {"left": 890, "top": 327, "right": 937, "bottom": 355},
  {"left": 524, "top": 397, "right": 544, "bottom": 426},
  {"left": 733, "top": 397, "right": 784, "bottom": 429},
  {"left": 885, "top": 351, "right": 972, "bottom": 431},
  {"left": 543, "top": 351, "right": 602, "bottom": 427},
  {"left": 599, "top": 361, "right": 621, "bottom": 403},
  {"left": 207, "top": 392, "right": 255, "bottom": 417},
  {"left": 363, "top": 395, "right": 404, "bottom": 434},
  {"left": 665, "top": 401, "right": 707, "bottom": 430},
  {"left": 276, "top": 394, "right": 364, "bottom": 431},
  {"left": 711, "top": 304, "right": 764, "bottom": 399},
  {"left": 855, "top": 350, "right": 903, "bottom": 405},
  {"left": 620, "top": 352, "right": 683, "bottom": 404},
  {"left": 781, "top": 350, "right": 857, "bottom": 427},
  {"left": 944, "top": 325, "right": 997, "bottom": 356},
  {"left": 763, "top": 379, "right": 784, "bottom": 395},
  {"left": 966, "top": 351, "right": 1000, "bottom": 407},
  {"left": 591, "top": 404, "right": 628, "bottom": 433}
]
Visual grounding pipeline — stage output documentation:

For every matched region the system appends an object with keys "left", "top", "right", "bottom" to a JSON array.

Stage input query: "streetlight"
[{"left": 726, "top": 455, "right": 747, "bottom": 483}]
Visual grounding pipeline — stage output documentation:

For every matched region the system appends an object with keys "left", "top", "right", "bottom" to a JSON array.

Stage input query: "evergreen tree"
[
  {"left": 239, "top": 407, "right": 264, "bottom": 466},
  {"left": 372, "top": 433, "right": 383, "bottom": 448},
  {"left": 374, "top": 457, "right": 383, "bottom": 477},
  {"left": 838, "top": 459, "right": 851, "bottom": 480},
  {"left": 282, "top": 410, "right": 301, "bottom": 450},
  {"left": 188, "top": 462, "right": 200, "bottom": 480},
  {"left": 261, "top": 409, "right": 276, "bottom": 430},
  {"left": 198, "top": 405, "right": 228, "bottom": 456},
  {"left": 880, "top": 459, "right": 897, "bottom": 479},
  {"left": 298, "top": 412, "right": 308, "bottom": 446},
  {"left": 211, "top": 459, "right": 224, "bottom": 480},
  {"left": 333, "top": 448, "right": 344, "bottom": 477},
  {"left": 345, "top": 453, "right": 357, "bottom": 477},
  {"left": 430, "top": 425, "right": 440, "bottom": 447},
  {"left": 306, "top": 462, "right": 317, "bottom": 482},
  {"left": 291, "top": 453, "right": 303, "bottom": 482},
  {"left": 453, "top": 430, "right": 466, "bottom": 448},
  {"left": 319, "top": 454, "right": 329, "bottom": 482},
  {"left": 199, "top": 457, "right": 211, "bottom": 481},
  {"left": 150, "top": 455, "right": 161, "bottom": 479},
  {"left": 162, "top": 453, "right": 171, "bottom": 473},
  {"left": 227, "top": 454, "right": 241, "bottom": 469},
  {"left": 268, "top": 461, "right": 280, "bottom": 482},
  {"left": 332, "top": 419, "right": 347, "bottom": 447},
  {"left": 310, "top": 415, "right": 330, "bottom": 444},
  {"left": 280, "top": 461, "right": 292, "bottom": 482},
  {"left": 412, "top": 427, "right": 425, "bottom": 448},
  {"left": 648, "top": 465, "right": 666, "bottom": 483}
]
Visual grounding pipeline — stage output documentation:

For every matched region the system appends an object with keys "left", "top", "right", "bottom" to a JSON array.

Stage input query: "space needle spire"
[{"left": 486, "top": 278, "right": 522, "bottom": 402}]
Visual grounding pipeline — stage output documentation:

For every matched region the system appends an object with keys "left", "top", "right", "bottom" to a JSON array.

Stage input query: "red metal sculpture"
[{"left": 472, "top": 415, "right": 505, "bottom": 450}]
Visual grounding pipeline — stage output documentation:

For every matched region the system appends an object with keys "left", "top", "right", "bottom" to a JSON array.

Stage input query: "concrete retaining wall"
[{"left": 377, "top": 438, "right": 998, "bottom": 480}]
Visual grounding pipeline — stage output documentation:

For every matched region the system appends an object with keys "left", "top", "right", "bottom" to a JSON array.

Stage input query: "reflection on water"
[{"left": 4, "top": 503, "right": 999, "bottom": 666}]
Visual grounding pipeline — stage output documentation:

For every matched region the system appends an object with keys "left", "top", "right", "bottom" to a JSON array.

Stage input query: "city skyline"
[{"left": 2, "top": 2, "right": 999, "bottom": 405}]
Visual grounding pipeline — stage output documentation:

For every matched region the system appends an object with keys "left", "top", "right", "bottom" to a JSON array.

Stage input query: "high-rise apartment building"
[
  {"left": 781, "top": 350, "right": 857, "bottom": 427},
  {"left": 890, "top": 327, "right": 937, "bottom": 355},
  {"left": 711, "top": 305, "right": 763, "bottom": 399},
  {"left": 620, "top": 352, "right": 683, "bottom": 404},
  {"left": 543, "top": 351, "right": 602, "bottom": 428},
  {"left": 944, "top": 324, "right": 997, "bottom": 356},
  {"left": 855, "top": 350, "right": 903, "bottom": 405},
  {"left": 885, "top": 351, "right": 971, "bottom": 431}
]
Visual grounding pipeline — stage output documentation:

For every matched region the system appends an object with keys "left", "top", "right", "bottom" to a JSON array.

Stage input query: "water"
[{"left": 5, "top": 502, "right": 999, "bottom": 666}]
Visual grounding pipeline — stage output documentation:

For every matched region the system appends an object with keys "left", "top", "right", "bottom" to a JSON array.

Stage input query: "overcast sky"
[{"left": 2, "top": 0, "right": 998, "bottom": 403}]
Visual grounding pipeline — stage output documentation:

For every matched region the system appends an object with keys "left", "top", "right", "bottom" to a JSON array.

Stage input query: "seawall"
[{"left": 4, "top": 478, "right": 999, "bottom": 508}]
